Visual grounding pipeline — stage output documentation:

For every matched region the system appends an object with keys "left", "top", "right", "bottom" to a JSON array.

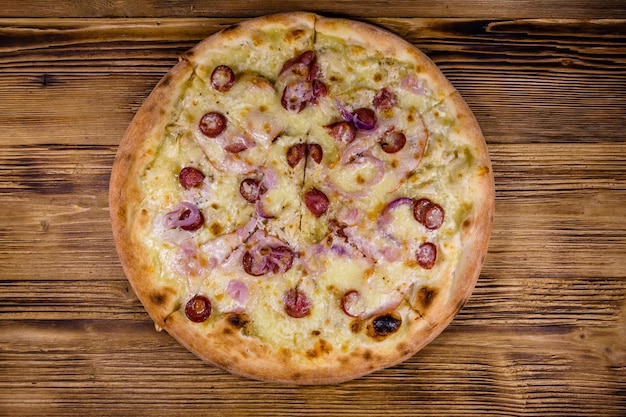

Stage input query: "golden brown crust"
[
  {"left": 183, "top": 12, "right": 316, "bottom": 70},
  {"left": 110, "top": 12, "right": 494, "bottom": 385},
  {"left": 110, "top": 60, "right": 194, "bottom": 327},
  {"left": 314, "top": 15, "right": 458, "bottom": 101},
  {"left": 418, "top": 91, "right": 494, "bottom": 334}
]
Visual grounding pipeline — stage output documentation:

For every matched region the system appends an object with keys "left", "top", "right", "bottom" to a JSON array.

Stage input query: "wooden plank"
[
  {"left": 0, "top": 9, "right": 625, "bottom": 417},
  {"left": 1, "top": 143, "right": 624, "bottom": 279},
  {"left": 0, "top": 320, "right": 624, "bottom": 415},
  {"left": 0, "top": 0, "right": 625, "bottom": 19},
  {"left": 0, "top": 18, "right": 624, "bottom": 146}
]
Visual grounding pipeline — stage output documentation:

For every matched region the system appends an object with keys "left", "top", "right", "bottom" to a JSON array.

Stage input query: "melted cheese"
[{"left": 135, "top": 27, "right": 483, "bottom": 359}]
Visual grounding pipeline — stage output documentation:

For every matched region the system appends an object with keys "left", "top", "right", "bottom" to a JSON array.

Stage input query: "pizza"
[{"left": 109, "top": 12, "right": 494, "bottom": 384}]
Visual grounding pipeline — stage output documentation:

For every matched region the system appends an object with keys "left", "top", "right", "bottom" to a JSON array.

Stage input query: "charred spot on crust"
[
  {"left": 226, "top": 313, "right": 249, "bottom": 329},
  {"left": 159, "top": 72, "right": 174, "bottom": 88},
  {"left": 287, "top": 29, "right": 305, "bottom": 41},
  {"left": 463, "top": 218, "right": 471, "bottom": 229},
  {"left": 362, "top": 350, "right": 372, "bottom": 360},
  {"left": 306, "top": 339, "right": 333, "bottom": 359},
  {"left": 311, "top": 329, "right": 321, "bottom": 336},
  {"left": 150, "top": 291, "right": 167, "bottom": 306},
  {"left": 396, "top": 342, "right": 411, "bottom": 356},
  {"left": 279, "top": 347, "right": 292, "bottom": 361},
  {"left": 367, "top": 313, "right": 402, "bottom": 341}
]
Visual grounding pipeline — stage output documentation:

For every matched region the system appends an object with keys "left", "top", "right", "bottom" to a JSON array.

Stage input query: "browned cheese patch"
[{"left": 306, "top": 339, "right": 333, "bottom": 359}]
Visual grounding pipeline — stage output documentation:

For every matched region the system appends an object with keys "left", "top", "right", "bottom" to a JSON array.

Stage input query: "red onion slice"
[
  {"left": 241, "top": 232, "right": 295, "bottom": 276},
  {"left": 255, "top": 199, "right": 275, "bottom": 219},
  {"left": 227, "top": 280, "right": 249, "bottom": 306},
  {"left": 163, "top": 202, "right": 204, "bottom": 230},
  {"left": 378, "top": 197, "right": 415, "bottom": 242},
  {"left": 334, "top": 99, "right": 354, "bottom": 123},
  {"left": 352, "top": 150, "right": 385, "bottom": 188}
]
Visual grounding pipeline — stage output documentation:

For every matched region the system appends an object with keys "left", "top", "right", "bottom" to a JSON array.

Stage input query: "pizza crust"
[
  {"left": 110, "top": 59, "right": 195, "bottom": 327},
  {"left": 110, "top": 12, "right": 495, "bottom": 384},
  {"left": 314, "top": 15, "right": 457, "bottom": 102}
]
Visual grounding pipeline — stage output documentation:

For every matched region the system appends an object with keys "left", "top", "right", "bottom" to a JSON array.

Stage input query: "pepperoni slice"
[
  {"left": 210, "top": 65, "right": 235, "bottom": 92},
  {"left": 352, "top": 108, "right": 377, "bottom": 130},
  {"left": 304, "top": 188, "right": 329, "bottom": 217},
  {"left": 280, "top": 50, "right": 315, "bottom": 77},
  {"left": 178, "top": 167, "right": 205, "bottom": 189},
  {"left": 281, "top": 80, "right": 313, "bottom": 113},
  {"left": 178, "top": 207, "right": 205, "bottom": 231},
  {"left": 239, "top": 178, "right": 265, "bottom": 203},
  {"left": 307, "top": 143, "right": 323, "bottom": 164},
  {"left": 379, "top": 130, "right": 407, "bottom": 154},
  {"left": 341, "top": 290, "right": 365, "bottom": 318},
  {"left": 223, "top": 141, "right": 249, "bottom": 154},
  {"left": 242, "top": 248, "right": 270, "bottom": 276},
  {"left": 413, "top": 198, "right": 433, "bottom": 224},
  {"left": 185, "top": 295, "right": 212, "bottom": 322},
  {"left": 199, "top": 112, "right": 227, "bottom": 138},
  {"left": 306, "top": 55, "right": 319, "bottom": 81},
  {"left": 416, "top": 242, "right": 437, "bottom": 269},
  {"left": 423, "top": 203, "right": 444, "bottom": 230},
  {"left": 286, "top": 143, "right": 306, "bottom": 168},
  {"left": 312, "top": 79, "right": 328, "bottom": 100},
  {"left": 283, "top": 288, "right": 312, "bottom": 318},
  {"left": 325, "top": 121, "right": 356, "bottom": 144},
  {"left": 373, "top": 87, "right": 397, "bottom": 111}
]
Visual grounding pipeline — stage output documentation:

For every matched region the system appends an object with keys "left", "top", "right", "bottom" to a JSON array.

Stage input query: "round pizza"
[{"left": 109, "top": 12, "right": 494, "bottom": 384}]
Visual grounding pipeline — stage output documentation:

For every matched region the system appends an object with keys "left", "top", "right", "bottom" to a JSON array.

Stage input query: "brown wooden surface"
[{"left": 1, "top": 1, "right": 625, "bottom": 416}]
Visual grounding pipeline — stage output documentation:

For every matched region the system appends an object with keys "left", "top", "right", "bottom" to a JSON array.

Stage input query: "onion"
[
  {"left": 401, "top": 75, "right": 428, "bottom": 96},
  {"left": 377, "top": 197, "right": 415, "bottom": 242},
  {"left": 354, "top": 151, "right": 385, "bottom": 187},
  {"left": 227, "top": 280, "right": 249, "bottom": 306},
  {"left": 255, "top": 167, "right": 279, "bottom": 219},
  {"left": 335, "top": 207, "right": 362, "bottom": 226},
  {"left": 261, "top": 167, "right": 279, "bottom": 189},
  {"left": 380, "top": 197, "right": 415, "bottom": 220},
  {"left": 163, "top": 202, "right": 203, "bottom": 229},
  {"left": 242, "top": 231, "right": 295, "bottom": 276},
  {"left": 334, "top": 99, "right": 354, "bottom": 123},
  {"left": 255, "top": 200, "right": 275, "bottom": 219}
]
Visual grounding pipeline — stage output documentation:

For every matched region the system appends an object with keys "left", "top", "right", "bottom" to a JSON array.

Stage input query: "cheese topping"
[{"left": 134, "top": 26, "right": 483, "bottom": 360}]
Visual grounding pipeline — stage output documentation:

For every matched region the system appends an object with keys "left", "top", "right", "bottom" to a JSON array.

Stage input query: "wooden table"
[{"left": 1, "top": 1, "right": 625, "bottom": 415}]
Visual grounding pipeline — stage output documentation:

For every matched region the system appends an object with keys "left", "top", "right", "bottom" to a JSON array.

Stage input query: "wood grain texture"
[
  {"left": 1, "top": 0, "right": 626, "bottom": 19},
  {"left": 0, "top": 3, "right": 625, "bottom": 416}
]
